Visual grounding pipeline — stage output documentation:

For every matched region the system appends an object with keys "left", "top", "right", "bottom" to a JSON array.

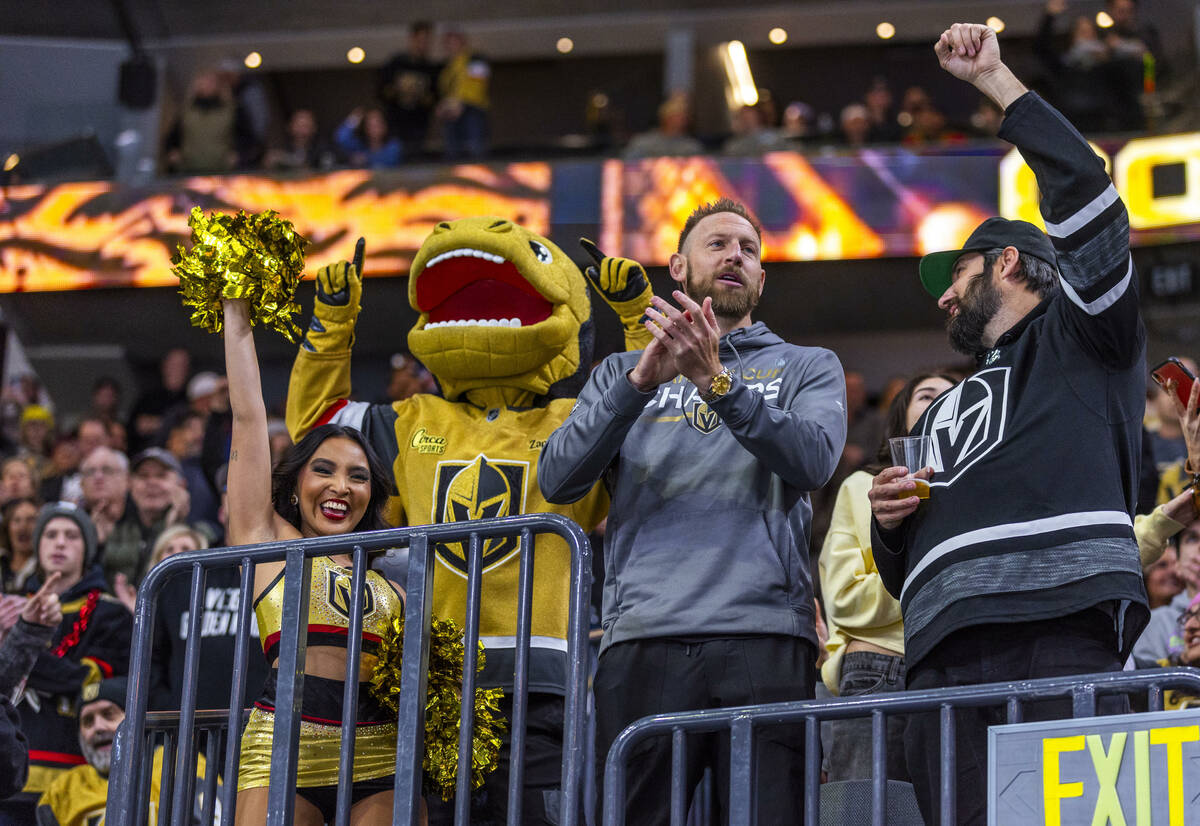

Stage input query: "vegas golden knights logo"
[
  {"left": 687, "top": 401, "right": 722, "bottom": 435},
  {"left": 326, "top": 568, "right": 376, "bottom": 621},
  {"left": 431, "top": 454, "right": 529, "bottom": 576}
]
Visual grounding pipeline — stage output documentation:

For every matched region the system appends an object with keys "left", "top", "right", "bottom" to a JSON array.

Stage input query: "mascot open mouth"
[{"left": 416, "top": 248, "right": 553, "bottom": 329}]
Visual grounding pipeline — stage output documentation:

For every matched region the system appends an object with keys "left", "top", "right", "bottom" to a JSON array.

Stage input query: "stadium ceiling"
[{"left": 0, "top": 0, "right": 1051, "bottom": 65}]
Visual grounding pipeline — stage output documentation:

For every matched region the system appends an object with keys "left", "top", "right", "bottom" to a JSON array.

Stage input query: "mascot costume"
[{"left": 286, "top": 216, "right": 651, "bottom": 822}]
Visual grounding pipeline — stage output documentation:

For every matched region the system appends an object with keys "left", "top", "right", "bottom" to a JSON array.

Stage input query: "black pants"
[
  {"left": 904, "top": 609, "right": 1126, "bottom": 826},
  {"left": 595, "top": 636, "right": 815, "bottom": 826},
  {"left": 427, "top": 692, "right": 565, "bottom": 826}
]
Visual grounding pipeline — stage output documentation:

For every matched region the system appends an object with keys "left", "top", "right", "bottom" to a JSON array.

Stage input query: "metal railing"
[
  {"left": 601, "top": 667, "right": 1200, "bottom": 826},
  {"left": 107, "top": 513, "right": 592, "bottom": 826}
]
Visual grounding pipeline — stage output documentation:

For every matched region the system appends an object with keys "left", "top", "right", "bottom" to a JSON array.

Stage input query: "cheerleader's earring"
[{"left": 290, "top": 493, "right": 299, "bottom": 506}]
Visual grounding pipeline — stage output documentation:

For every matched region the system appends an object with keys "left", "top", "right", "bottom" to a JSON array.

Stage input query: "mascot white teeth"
[{"left": 286, "top": 215, "right": 651, "bottom": 821}]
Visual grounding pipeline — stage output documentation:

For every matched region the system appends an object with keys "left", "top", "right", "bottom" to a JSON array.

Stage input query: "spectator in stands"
[
  {"left": 869, "top": 25, "right": 1147, "bottom": 825},
  {"left": 901, "top": 94, "right": 965, "bottom": 146},
  {"left": 844, "top": 370, "right": 883, "bottom": 470},
  {"left": 1104, "top": 0, "right": 1161, "bottom": 131},
  {"left": 0, "top": 573, "right": 60, "bottom": 802},
  {"left": 1035, "top": 0, "right": 1117, "bottom": 133},
  {"left": 102, "top": 448, "right": 190, "bottom": 589},
  {"left": 128, "top": 347, "right": 191, "bottom": 454},
  {"left": 1, "top": 504, "right": 131, "bottom": 821},
  {"left": 164, "top": 410, "right": 219, "bottom": 528},
  {"left": 335, "top": 107, "right": 403, "bottom": 169},
  {"left": 185, "top": 371, "right": 227, "bottom": 419},
  {"left": 437, "top": 30, "right": 491, "bottom": 160},
  {"left": 541, "top": 198, "right": 847, "bottom": 822},
  {"left": 970, "top": 97, "right": 1005, "bottom": 136},
  {"left": 383, "top": 352, "right": 434, "bottom": 404},
  {"left": 18, "top": 405, "right": 54, "bottom": 472},
  {"left": 781, "top": 100, "right": 817, "bottom": 143},
  {"left": 0, "top": 456, "right": 38, "bottom": 506},
  {"left": 89, "top": 377, "right": 122, "bottom": 426},
  {"left": 266, "top": 109, "right": 334, "bottom": 173},
  {"left": 216, "top": 58, "right": 269, "bottom": 169},
  {"left": 220, "top": 294, "right": 402, "bottom": 824},
  {"left": 163, "top": 69, "right": 245, "bottom": 175},
  {"left": 864, "top": 77, "right": 902, "bottom": 142},
  {"left": 36, "top": 675, "right": 216, "bottom": 825},
  {"left": 148, "top": 524, "right": 268, "bottom": 713},
  {"left": 623, "top": 92, "right": 703, "bottom": 159},
  {"left": 1144, "top": 540, "right": 1183, "bottom": 610},
  {"left": 379, "top": 21, "right": 441, "bottom": 157},
  {"left": 75, "top": 418, "right": 110, "bottom": 463},
  {"left": 820, "top": 371, "right": 956, "bottom": 783},
  {"left": 80, "top": 446, "right": 129, "bottom": 545},
  {"left": 722, "top": 100, "right": 788, "bottom": 155},
  {"left": 1, "top": 498, "right": 40, "bottom": 594},
  {"left": 38, "top": 436, "right": 79, "bottom": 504},
  {"left": 1147, "top": 358, "right": 1196, "bottom": 468},
  {"left": 839, "top": 103, "right": 872, "bottom": 147}
]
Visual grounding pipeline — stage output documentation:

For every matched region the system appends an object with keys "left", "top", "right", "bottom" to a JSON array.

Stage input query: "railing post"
[
  {"left": 871, "top": 709, "right": 886, "bottom": 826},
  {"left": 334, "top": 545, "right": 369, "bottom": 826},
  {"left": 454, "top": 533, "right": 485, "bottom": 825},
  {"left": 561, "top": 528, "right": 591, "bottom": 826},
  {"left": 507, "top": 528, "right": 535, "bottom": 826},
  {"left": 939, "top": 704, "right": 956, "bottom": 824},
  {"left": 266, "top": 545, "right": 312, "bottom": 826},
  {"left": 219, "top": 558, "right": 256, "bottom": 825},
  {"left": 804, "top": 715, "right": 820, "bottom": 826},
  {"left": 394, "top": 532, "right": 434, "bottom": 825},
  {"left": 170, "top": 562, "right": 208, "bottom": 826},
  {"left": 727, "top": 716, "right": 754, "bottom": 826},
  {"left": 669, "top": 727, "right": 687, "bottom": 826}
]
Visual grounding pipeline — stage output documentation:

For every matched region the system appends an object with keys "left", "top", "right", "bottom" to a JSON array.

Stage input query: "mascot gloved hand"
[
  {"left": 302, "top": 238, "right": 365, "bottom": 353},
  {"left": 579, "top": 238, "right": 653, "bottom": 346}
]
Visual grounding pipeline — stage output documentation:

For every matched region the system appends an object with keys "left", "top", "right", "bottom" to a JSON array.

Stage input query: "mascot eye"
[{"left": 528, "top": 240, "right": 552, "bottom": 264}]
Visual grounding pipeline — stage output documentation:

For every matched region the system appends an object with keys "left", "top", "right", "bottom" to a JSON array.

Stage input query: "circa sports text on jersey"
[{"left": 918, "top": 367, "right": 1010, "bottom": 487}]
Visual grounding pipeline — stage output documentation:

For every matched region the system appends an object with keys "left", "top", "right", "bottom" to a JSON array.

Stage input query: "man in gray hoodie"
[{"left": 540, "top": 198, "right": 846, "bottom": 823}]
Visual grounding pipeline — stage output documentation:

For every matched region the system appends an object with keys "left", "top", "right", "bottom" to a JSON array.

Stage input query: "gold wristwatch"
[{"left": 699, "top": 366, "right": 734, "bottom": 403}]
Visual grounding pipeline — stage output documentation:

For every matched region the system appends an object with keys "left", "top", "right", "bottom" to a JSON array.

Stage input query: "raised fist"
[{"left": 935, "top": 23, "right": 1002, "bottom": 84}]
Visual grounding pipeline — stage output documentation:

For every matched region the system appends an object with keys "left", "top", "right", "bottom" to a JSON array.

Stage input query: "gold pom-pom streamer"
[
  {"left": 171, "top": 207, "right": 309, "bottom": 341},
  {"left": 370, "top": 615, "right": 506, "bottom": 801}
]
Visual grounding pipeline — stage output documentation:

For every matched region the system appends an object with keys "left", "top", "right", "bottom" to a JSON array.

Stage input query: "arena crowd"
[{"left": 0, "top": 15, "right": 1193, "bottom": 826}]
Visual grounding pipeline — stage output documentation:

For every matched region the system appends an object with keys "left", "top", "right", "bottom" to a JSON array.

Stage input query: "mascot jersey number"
[{"left": 286, "top": 217, "right": 650, "bottom": 692}]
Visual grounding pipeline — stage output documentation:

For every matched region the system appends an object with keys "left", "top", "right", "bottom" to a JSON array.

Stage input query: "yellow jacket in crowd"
[{"left": 818, "top": 470, "right": 905, "bottom": 695}]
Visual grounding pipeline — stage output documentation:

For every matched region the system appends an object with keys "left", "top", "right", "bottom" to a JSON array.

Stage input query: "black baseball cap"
[{"left": 918, "top": 217, "right": 1058, "bottom": 298}]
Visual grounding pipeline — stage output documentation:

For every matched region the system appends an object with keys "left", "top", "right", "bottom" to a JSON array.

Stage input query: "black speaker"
[{"left": 118, "top": 58, "right": 157, "bottom": 110}]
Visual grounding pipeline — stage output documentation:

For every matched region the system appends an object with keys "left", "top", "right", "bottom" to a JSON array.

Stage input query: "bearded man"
[
  {"left": 540, "top": 198, "right": 847, "bottom": 824},
  {"left": 867, "top": 23, "right": 1149, "bottom": 825}
]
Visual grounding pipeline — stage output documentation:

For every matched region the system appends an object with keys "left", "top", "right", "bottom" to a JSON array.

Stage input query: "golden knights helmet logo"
[
  {"left": 686, "top": 400, "right": 722, "bottom": 435},
  {"left": 431, "top": 454, "right": 529, "bottom": 576},
  {"left": 326, "top": 568, "right": 377, "bottom": 621}
]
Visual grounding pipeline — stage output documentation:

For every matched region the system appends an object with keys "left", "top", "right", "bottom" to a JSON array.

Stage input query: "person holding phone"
[{"left": 867, "top": 24, "right": 1149, "bottom": 824}]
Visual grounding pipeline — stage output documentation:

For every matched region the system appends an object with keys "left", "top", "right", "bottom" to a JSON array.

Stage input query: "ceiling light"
[
  {"left": 556, "top": 37, "right": 574, "bottom": 54},
  {"left": 1096, "top": 11, "right": 1114, "bottom": 27},
  {"left": 3, "top": 154, "right": 17, "bottom": 172},
  {"left": 347, "top": 46, "right": 365, "bottom": 64},
  {"left": 769, "top": 28, "right": 788, "bottom": 45},
  {"left": 876, "top": 22, "right": 896, "bottom": 40},
  {"left": 244, "top": 51, "right": 262, "bottom": 69},
  {"left": 722, "top": 40, "right": 759, "bottom": 107},
  {"left": 986, "top": 16, "right": 1005, "bottom": 33}
]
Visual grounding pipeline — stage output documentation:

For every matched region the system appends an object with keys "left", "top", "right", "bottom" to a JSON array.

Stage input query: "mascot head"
[{"left": 407, "top": 217, "right": 592, "bottom": 401}]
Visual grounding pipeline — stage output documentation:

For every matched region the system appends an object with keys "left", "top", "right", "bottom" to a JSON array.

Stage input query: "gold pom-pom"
[
  {"left": 371, "top": 615, "right": 506, "bottom": 801},
  {"left": 171, "top": 207, "right": 309, "bottom": 341}
]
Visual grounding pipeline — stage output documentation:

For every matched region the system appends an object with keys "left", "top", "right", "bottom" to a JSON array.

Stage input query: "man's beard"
[
  {"left": 947, "top": 274, "right": 1001, "bottom": 355},
  {"left": 683, "top": 262, "right": 759, "bottom": 322},
  {"left": 80, "top": 735, "right": 113, "bottom": 775}
]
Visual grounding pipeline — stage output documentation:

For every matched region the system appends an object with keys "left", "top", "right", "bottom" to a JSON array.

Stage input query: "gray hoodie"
[{"left": 540, "top": 322, "right": 846, "bottom": 652}]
